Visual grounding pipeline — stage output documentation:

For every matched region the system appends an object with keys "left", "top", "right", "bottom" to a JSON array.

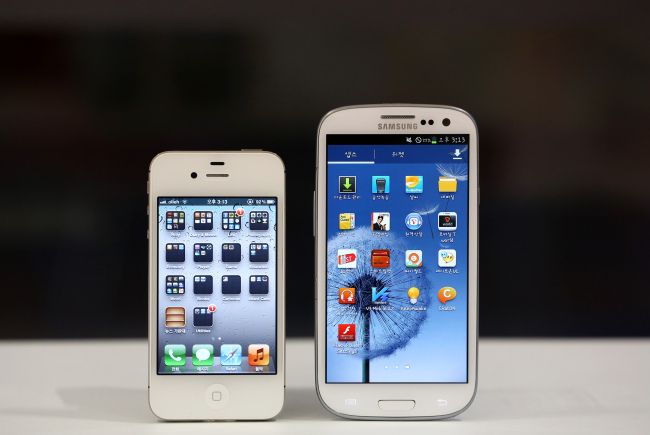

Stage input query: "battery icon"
[
  {"left": 266, "top": 200, "right": 276, "bottom": 204},
  {"left": 432, "top": 136, "right": 437, "bottom": 144}
]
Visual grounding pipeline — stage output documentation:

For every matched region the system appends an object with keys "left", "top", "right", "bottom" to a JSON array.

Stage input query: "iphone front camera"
[
  {"left": 442, "top": 118, "right": 451, "bottom": 126},
  {"left": 191, "top": 172, "right": 198, "bottom": 179}
]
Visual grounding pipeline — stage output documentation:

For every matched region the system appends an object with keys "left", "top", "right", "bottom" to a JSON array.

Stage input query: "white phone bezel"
[
  {"left": 148, "top": 151, "right": 285, "bottom": 420},
  {"left": 315, "top": 105, "right": 478, "bottom": 419}
]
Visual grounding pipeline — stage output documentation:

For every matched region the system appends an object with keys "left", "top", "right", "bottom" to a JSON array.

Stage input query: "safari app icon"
[{"left": 220, "top": 344, "right": 242, "bottom": 366}]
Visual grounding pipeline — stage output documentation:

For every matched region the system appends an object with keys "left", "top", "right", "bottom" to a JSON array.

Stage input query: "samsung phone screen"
[
  {"left": 326, "top": 135, "right": 469, "bottom": 383},
  {"left": 156, "top": 197, "right": 277, "bottom": 375}
]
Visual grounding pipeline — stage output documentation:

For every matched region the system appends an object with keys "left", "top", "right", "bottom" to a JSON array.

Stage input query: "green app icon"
[
  {"left": 164, "top": 344, "right": 186, "bottom": 366},
  {"left": 193, "top": 344, "right": 214, "bottom": 366}
]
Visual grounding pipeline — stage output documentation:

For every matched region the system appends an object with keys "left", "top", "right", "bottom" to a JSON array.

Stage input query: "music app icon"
[
  {"left": 248, "top": 344, "right": 270, "bottom": 366},
  {"left": 339, "top": 287, "right": 355, "bottom": 304}
]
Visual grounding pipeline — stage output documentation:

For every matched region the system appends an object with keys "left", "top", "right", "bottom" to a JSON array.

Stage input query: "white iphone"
[
  {"left": 148, "top": 151, "right": 285, "bottom": 420},
  {"left": 315, "top": 105, "right": 478, "bottom": 419}
]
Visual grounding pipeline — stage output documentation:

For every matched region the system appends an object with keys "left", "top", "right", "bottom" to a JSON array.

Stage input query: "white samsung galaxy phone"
[
  {"left": 148, "top": 151, "right": 285, "bottom": 420},
  {"left": 315, "top": 105, "right": 478, "bottom": 419}
]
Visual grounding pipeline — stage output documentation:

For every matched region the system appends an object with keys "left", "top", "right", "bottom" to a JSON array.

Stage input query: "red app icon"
[
  {"left": 371, "top": 249, "right": 390, "bottom": 268},
  {"left": 338, "top": 324, "right": 356, "bottom": 341},
  {"left": 337, "top": 249, "right": 357, "bottom": 268},
  {"left": 339, "top": 288, "right": 355, "bottom": 304}
]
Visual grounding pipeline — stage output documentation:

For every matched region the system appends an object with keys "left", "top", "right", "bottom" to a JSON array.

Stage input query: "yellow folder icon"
[
  {"left": 339, "top": 213, "right": 355, "bottom": 230},
  {"left": 438, "top": 177, "right": 457, "bottom": 192}
]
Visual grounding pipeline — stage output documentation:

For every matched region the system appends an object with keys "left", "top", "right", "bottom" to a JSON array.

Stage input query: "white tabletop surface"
[{"left": 0, "top": 338, "right": 648, "bottom": 434}]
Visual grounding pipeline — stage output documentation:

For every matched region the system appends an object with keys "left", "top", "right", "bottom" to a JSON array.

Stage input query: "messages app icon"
[
  {"left": 192, "top": 344, "right": 214, "bottom": 366},
  {"left": 164, "top": 344, "right": 186, "bottom": 366}
]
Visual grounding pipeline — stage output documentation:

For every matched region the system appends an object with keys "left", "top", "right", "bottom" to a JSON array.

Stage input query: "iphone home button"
[
  {"left": 378, "top": 400, "right": 415, "bottom": 411},
  {"left": 204, "top": 384, "right": 230, "bottom": 410}
]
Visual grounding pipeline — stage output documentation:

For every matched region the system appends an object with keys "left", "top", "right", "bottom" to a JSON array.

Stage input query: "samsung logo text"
[{"left": 378, "top": 123, "right": 418, "bottom": 130}]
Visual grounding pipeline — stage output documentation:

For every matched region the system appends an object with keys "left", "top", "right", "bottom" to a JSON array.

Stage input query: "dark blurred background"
[{"left": 1, "top": 1, "right": 648, "bottom": 339}]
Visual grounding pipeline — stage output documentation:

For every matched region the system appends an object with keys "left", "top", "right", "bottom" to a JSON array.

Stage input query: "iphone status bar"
[{"left": 158, "top": 197, "right": 276, "bottom": 206}]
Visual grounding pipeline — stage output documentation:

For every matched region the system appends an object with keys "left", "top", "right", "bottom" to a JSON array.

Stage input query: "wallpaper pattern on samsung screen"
[
  {"left": 326, "top": 135, "right": 469, "bottom": 383},
  {"left": 157, "top": 197, "right": 277, "bottom": 375}
]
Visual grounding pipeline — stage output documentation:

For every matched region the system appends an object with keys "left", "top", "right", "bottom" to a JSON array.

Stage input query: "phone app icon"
[
  {"left": 221, "top": 211, "right": 241, "bottom": 231},
  {"left": 166, "top": 243, "right": 185, "bottom": 263},
  {"left": 166, "top": 211, "right": 185, "bottom": 230},
  {"left": 405, "top": 176, "right": 423, "bottom": 193},
  {"left": 193, "top": 275, "right": 213, "bottom": 294},
  {"left": 249, "top": 243, "right": 269, "bottom": 262},
  {"left": 164, "top": 344, "right": 186, "bottom": 366},
  {"left": 250, "top": 211, "right": 269, "bottom": 231},
  {"left": 250, "top": 275, "right": 269, "bottom": 295},
  {"left": 371, "top": 249, "right": 390, "bottom": 268},
  {"left": 405, "top": 213, "right": 423, "bottom": 230},
  {"left": 222, "top": 275, "right": 242, "bottom": 294},
  {"left": 220, "top": 344, "right": 242, "bottom": 366},
  {"left": 337, "top": 249, "right": 357, "bottom": 268},
  {"left": 438, "top": 249, "right": 456, "bottom": 267},
  {"left": 438, "top": 212, "right": 457, "bottom": 231},
  {"left": 222, "top": 243, "right": 241, "bottom": 263},
  {"left": 372, "top": 212, "right": 390, "bottom": 231},
  {"left": 372, "top": 176, "right": 390, "bottom": 194},
  {"left": 339, "top": 288, "right": 355, "bottom": 304},
  {"left": 194, "top": 211, "right": 213, "bottom": 230},
  {"left": 339, "top": 213, "right": 355, "bottom": 230},
  {"left": 338, "top": 324, "right": 356, "bottom": 341},
  {"left": 194, "top": 243, "right": 213, "bottom": 262},
  {"left": 193, "top": 307, "right": 213, "bottom": 327},
  {"left": 339, "top": 176, "right": 356, "bottom": 193},
  {"left": 166, "top": 275, "right": 185, "bottom": 294},
  {"left": 248, "top": 344, "right": 270, "bottom": 366},
  {"left": 405, "top": 250, "right": 422, "bottom": 268},
  {"left": 192, "top": 344, "right": 214, "bottom": 366},
  {"left": 438, "top": 177, "right": 457, "bottom": 192},
  {"left": 438, "top": 287, "right": 457, "bottom": 304},
  {"left": 164, "top": 307, "right": 185, "bottom": 328}
]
